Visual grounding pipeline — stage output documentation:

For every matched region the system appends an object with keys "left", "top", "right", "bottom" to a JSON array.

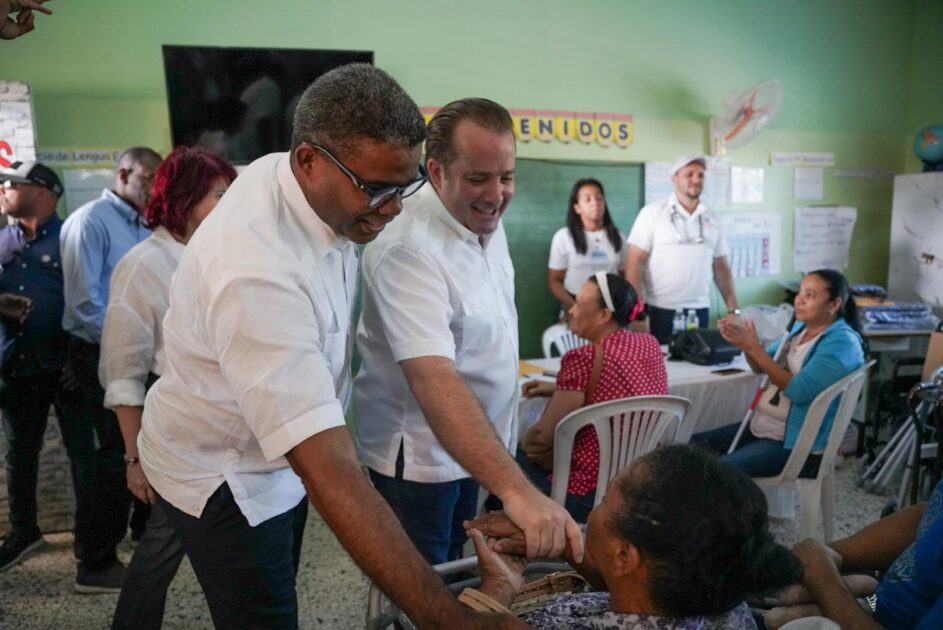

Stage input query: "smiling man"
[
  {"left": 137, "top": 67, "right": 521, "bottom": 629},
  {"left": 625, "top": 155, "right": 738, "bottom": 344},
  {"left": 354, "top": 98, "right": 583, "bottom": 569}
]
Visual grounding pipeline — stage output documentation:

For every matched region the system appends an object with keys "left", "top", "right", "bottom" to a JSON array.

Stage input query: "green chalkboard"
[{"left": 504, "top": 159, "right": 644, "bottom": 358}]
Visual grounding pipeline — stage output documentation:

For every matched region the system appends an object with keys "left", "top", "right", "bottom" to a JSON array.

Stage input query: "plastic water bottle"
[
  {"left": 672, "top": 309, "right": 685, "bottom": 335},
  {"left": 685, "top": 309, "right": 699, "bottom": 330}
]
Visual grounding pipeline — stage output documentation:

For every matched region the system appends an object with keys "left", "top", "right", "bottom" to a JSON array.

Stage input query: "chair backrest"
[
  {"left": 550, "top": 395, "right": 690, "bottom": 509},
  {"left": 541, "top": 323, "right": 589, "bottom": 358},
  {"left": 768, "top": 360, "right": 875, "bottom": 484}
]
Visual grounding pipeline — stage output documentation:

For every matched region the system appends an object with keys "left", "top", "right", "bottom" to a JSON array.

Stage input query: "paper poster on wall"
[
  {"left": 0, "top": 81, "right": 37, "bottom": 167},
  {"left": 731, "top": 167, "right": 764, "bottom": 203},
  {"left": 63, "top": 169, "right": 112, "bottom": 215},
  {"left": 719, "top": 211, "right": 781, "bottom": 278},
  {"left": 701, "top": 156, "right": 732, "bottom": 209},
  {"left": 793, "top": 206, "right": 857, "bottom": 272},
  {"left": 643, "top": 162, "right": 673, "bottom": 205},
  {"left": 794, "top": 167, "right": 824, "bottom": 200},
  {"left": 887, "top": 173, "right": 943, "bottom": 307}
]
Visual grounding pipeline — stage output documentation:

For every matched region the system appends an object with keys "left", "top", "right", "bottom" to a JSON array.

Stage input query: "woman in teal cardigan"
[{"left": 692, "top": 269, "right": 865, "bottom": 477}]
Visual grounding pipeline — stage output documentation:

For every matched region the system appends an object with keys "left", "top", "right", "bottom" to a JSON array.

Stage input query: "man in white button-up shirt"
[
  {"left": 626, "top": 156, "right": 738, "bottom": 344},
  {"left": 355, "top": 98, "right": 583, "bottom": 567},
  {"left": 138, "top": 66, "right": 519, "bottom": 629}
]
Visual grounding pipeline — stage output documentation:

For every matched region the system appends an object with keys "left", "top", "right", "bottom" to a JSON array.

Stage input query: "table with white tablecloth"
[{"left": 517, "top": 355, "right": 763, "bottom": 444}]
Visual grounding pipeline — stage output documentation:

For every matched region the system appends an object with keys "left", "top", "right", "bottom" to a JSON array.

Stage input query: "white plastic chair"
[
  {"left": 550, "top": 395, "right": 691, "bottom": 510},
  {"left": 753, "top": 360, "right": 876, "bottom": 542},
  {"left": 541, "top": 322, "right": 589, "bottom": 358}
]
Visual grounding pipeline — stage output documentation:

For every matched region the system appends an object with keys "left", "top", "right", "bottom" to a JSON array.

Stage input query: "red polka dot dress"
[{"left": 555, "top": 329, "right": 668, "bottom": 496}]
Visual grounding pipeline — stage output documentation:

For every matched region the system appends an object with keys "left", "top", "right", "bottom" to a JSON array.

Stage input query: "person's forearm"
[
  {"left": 743, "top": 344, "right": 791, "bottom": 389},
  {"left": 625, "top": 265, "right": 645, "bottom": 303},
  {"left": 287, "top": 427, "right": 472, "bottom": 627},
  {"left": 405, "top": 358, "right": 531, "bottom": 499},
  {"left": 829, "top": 502, "right": 926, "bottom": 572},
  {"left": 548, "top": 275, "right": 574, "bottom": 310},
  {"left": 114, "top": 405, "right": 144, "bottom": 457},
  {"left": 713, "top": 258, "right": 738, "bottom": 311}
]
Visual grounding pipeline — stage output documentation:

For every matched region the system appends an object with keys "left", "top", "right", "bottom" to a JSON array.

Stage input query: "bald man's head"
[{"left": 114, "top": 146, "right": 161, "bottom": 212}]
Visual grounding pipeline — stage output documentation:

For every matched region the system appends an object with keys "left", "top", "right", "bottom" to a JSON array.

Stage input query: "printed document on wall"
[
  {"left": 644, "top": 162, "right": 673, "bottom": 205},
  {"left": 719, "top": 211, "right": 781, "bottom": 278},
  {"left": 63, "top": 169, "right": 113, "bottom": 215},
  {"left": 793, "top": 206, "right": 857, "bottom": 272}
]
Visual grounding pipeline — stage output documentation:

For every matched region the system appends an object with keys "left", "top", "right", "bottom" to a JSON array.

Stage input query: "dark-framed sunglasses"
[{"left": 305, "top": 142, "right": 427, "bottom": 209}]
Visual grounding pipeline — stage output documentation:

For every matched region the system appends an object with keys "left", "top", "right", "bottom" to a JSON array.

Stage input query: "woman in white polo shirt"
[{"left": 548, "top": 178, "right": 626, "bottom": 318}]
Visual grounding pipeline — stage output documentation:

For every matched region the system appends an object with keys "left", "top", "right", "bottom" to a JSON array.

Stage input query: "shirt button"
[
  {"left": 18, "top": 285, "right": 24, "bottom": 291},
  {"left": 21, "top": 263, "right": 26, "bottom": 268}
]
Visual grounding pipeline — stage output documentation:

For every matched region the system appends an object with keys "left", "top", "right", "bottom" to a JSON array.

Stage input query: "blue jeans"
[
  {"left": 648, "top": 305, "right": 709, "bottom": 345},
  {"left": 368, "top": 447, "right": 479, "bottom": 566},
  {"left": 515, "top": 448, "right": 595, "bottom": 523},
  {"left": 691, "top": 422, "right": 821, "bottom": 478}
]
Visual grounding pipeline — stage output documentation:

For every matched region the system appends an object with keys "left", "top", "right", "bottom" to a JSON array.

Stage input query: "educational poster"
[
  {"left": 701, "top": 156, "right": 732, "bottom": 209},
  {"left": 644, "top": 157, "right": 730, "bottom": 208},
  {"left": 63, "top": 169, "right": 112, "bottom": 215},
  {"left": 794, "top": 167, "right": 824, "bottom": 200},
  {"left": 731, "top": 166, "right": 764, "bottom": 203},
  {"left": 888, "top": 173, "right": 943, "bottom": 307},
  {"left": 793, "top": 206, "right": 857, "bottom": 272},
  {"left": 643, "top": 161, "right": 673, "bottom": 205},
  {"left": 0, "top": 81, "right": 37, "bottom": 167},
  {"left": 719, "top": 211, "right": 782, "bottom": 278}
]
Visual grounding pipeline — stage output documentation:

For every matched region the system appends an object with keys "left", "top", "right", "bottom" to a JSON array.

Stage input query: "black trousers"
[
  {"left": 66, "top": 336, "right": 131, "bottom": 569},
  {"left": 160, "top": 484, "right": 308, "bottom": 629},
  {"left": 0, "top": 372, "right": 93, "bottom": 547}
]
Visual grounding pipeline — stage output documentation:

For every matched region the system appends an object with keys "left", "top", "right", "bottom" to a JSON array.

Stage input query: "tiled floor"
[{"left": 0, "top": 458, "right": 895, "bottom": 629}]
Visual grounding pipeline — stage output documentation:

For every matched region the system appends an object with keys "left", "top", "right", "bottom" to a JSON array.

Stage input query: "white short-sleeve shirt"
[
  {"left": 99, "top": 227, "right": 184, "bottom": 409},
  {"left": 353, "top": 184, "right": 519, "bottom": 483},
  {"left": 138, "top": 153, "right": 355, "bottom": 526},
  {"left": 626, "top": 193, "right": 728, "bottom": 310},
  {"left": 548, "top": 227, "right": 627, "bottom": 296}
]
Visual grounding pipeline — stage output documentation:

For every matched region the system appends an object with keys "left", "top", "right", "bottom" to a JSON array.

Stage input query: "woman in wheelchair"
[
  {"left": 517, "top": 272, "right": 667, "bottom": 521},
  {"left": 691, "top": 269, "right": 865, "bottom": 477},
  {"left": 465, "top": 445, "right": 801, "bottom": 628}
]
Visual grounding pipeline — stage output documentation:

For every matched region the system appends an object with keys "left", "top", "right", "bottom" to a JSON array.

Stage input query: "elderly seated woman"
[
  {"left": 465, "top": 444, "right": 801, "bottom": 629},
  {"left": 517, "top": 272, "right": 667, "bottom": 521}
]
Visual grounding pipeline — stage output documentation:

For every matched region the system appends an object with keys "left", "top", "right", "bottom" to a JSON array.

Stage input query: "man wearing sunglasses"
[
  {"left": 354, "top": 98, "right": 584, "bottom": 569},
  {"left": 626, "top": 155, "right": 738, "bottom": 344}
]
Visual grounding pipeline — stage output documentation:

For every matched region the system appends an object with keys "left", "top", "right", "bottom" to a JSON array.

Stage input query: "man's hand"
[
  {"left": 0, "top": 293, "right": 33, "bottom": 322},
  {"left": 126, "top": 463, "right": 155, "bottom": 504},
  {"left": 501, "top": 486, "right": 584, "bottom": 561},
  {"left": 0, "top": 0, "right": 51, "bottom": 40},
  {"left": 521, "top": 380, "right": 554, "bottom": 399}
]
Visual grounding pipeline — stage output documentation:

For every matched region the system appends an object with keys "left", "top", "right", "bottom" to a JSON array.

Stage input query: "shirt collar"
[
  {"left": 13, "top": 213, "right": 61, "bottom": 243},
  {"left": 276, "top": 154, "right": 344, "bottom": 260},
  {"left": 102, "top": 188, "right": 145, "bottom": 225},
  {"left": 668, "top": 192, "right": 706, "bottom": 220},
  {"left": 425, "top": 184, "right": 489, "bottom": 248}
]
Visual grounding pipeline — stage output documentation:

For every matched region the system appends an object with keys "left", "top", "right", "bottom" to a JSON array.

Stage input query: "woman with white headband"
[{"left": 518, "top": 272, "right": 667, "bottom": 521}]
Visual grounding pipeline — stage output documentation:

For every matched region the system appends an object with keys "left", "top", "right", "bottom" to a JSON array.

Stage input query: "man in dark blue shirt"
[{"left": 0, "top": 162, "right": 98, "bottom": 582}]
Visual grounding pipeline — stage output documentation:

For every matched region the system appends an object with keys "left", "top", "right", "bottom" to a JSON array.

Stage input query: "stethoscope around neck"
[{"left": 669, "top": 208, "right": 705, "bottom": 244}]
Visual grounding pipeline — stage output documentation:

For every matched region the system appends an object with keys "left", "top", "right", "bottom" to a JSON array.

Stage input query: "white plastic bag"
[{"left": 741, "top": 304, "right": 794, "bottom": 346}]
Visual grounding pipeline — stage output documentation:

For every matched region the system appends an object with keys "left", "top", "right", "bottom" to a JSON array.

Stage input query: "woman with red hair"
[{"left": 100, "top": 146, "right": 235, "bottom": 629}]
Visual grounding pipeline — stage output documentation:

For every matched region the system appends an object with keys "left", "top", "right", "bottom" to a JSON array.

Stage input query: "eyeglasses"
[
  {"left": 670, "top": 209, "right": 705, "bottom": 244},
  {"left": 305, "top": 142, "right": 427, "bottom": 209}
]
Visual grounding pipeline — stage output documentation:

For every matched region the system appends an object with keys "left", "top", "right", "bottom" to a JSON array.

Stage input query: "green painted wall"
[{"left": 1, "top": 0, "right": 933, "bottom": 354}]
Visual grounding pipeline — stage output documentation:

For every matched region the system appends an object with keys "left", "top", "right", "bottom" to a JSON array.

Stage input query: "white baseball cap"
[{"left": 669, "top": 155, "right": 707, "bottom": 177}]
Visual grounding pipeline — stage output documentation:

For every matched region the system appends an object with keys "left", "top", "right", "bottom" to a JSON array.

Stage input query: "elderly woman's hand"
[
  {"left": 522, "top": 380, "right": 555, "bottom": 398},
  {"left": 464, "top": 511, "right": 527, "bottom": 556},
  {"left": 468, "top": 528, "right": 528, "bottom": 605},
  {"left": 718, "top": 315, "right": 762, "bottom": 353}
]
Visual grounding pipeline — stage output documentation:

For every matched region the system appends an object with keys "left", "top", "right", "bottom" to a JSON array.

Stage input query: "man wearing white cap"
[{"left": 625, "top": 155, "right": 737, "bottom": 344}]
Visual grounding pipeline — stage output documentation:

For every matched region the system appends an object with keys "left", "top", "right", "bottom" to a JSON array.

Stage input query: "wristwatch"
[{"left": 124, "top": 455, "right": 140, "bottom": 467}]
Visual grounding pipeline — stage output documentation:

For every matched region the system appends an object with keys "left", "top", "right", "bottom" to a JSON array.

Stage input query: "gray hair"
[{"left": 291, "top": 63, "right": 426, "bottom": 159}]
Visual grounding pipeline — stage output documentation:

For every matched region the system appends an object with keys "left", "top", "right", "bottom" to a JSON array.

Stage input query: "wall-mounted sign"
[
  {"left": 0, "top": 81, "right": 37, "bottom": 168},
  {"left": 420, "top": 107, "right": 633, "bottom": 148}
]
